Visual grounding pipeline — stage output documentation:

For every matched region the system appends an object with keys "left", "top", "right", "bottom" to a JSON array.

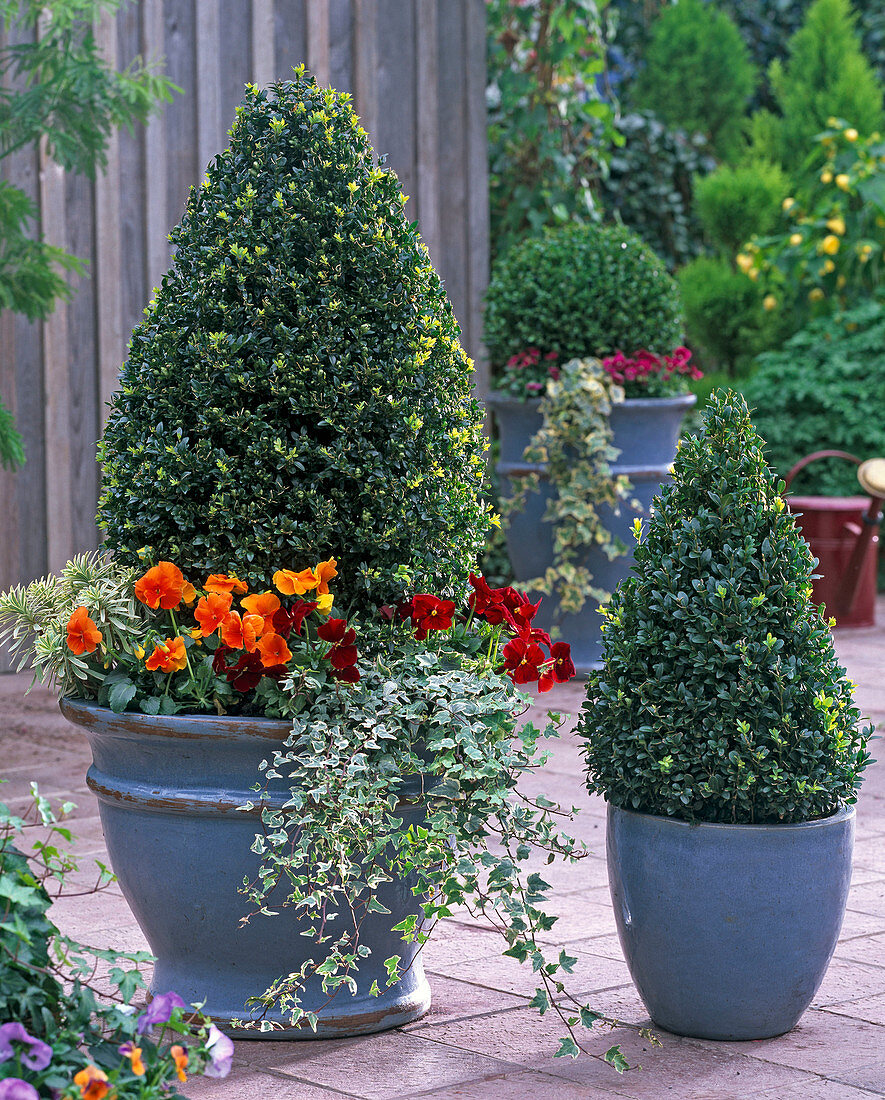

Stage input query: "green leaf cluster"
[
  {"left": 0, "top": 787, "right": 217, "bottom": 1097},
  {"left": 744, "top": 298, "right": 885, "bottom": 496},
  {"left": 580, "top": 390, "right": 872, "bottom": 824},
  {"left": 484, "top": 222, "right": 683, "bottom": 380},
  {"left": 750, "top": 0, "right": 884, "bottom": 177},
  {"left": 97, "top": 72, "right": 488, "bottom": 616},
  {"left": 486, "top": 0, "right": 619, "bottom": 259},
  {"left": 600, "top": 110, "right": 717, "bottom": 272},
  {"left": 506, "top": 359, "right": 631, "bottom": 614},
  {"left": 632, "top": 0, "right": 757, "bottom": 163},
  {"left": 237, "top": 642, "right": 633, "bottom": 1063}
]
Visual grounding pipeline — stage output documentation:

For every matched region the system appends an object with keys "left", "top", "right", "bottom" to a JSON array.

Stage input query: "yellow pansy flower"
[
  {"left": 826, "top": 216, "right": 846, "bottom": 235},
  {"left": 821, "top": 235, "right": 840, "bottom": 255}
]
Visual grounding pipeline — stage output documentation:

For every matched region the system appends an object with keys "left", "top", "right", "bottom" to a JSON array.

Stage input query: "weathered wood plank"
[
  {"left": 116, "top": 0, "right": 148, "bottom": 346},
  {"left": 219, "top": 0, "right": 253, "bottom": 127},
  {"left": 352, "top": 0, "right": 378, "bottom": 148},
  {"left": 39, "top": 131, "right": 75, "bottom": 573},
  {"left": 415, "top": 0, "right": 441, "bottom": 268},
  {"left": 142, "top": 0, "right": 170, "bottom": 296},
  {"left": 196, "top": 0, "right": 223, "bottom": 173},
  {"left": 306, "top": 0, "right": 330, "bottom": 86},
  {"left": 375, "top": 0, "right": 416, "bottom": 218},
  {"left": 328, "top": 0, "right": 352, "bottom": 91},
  {"left": 252, "top": 0, "right": 276, "bottom": 86},
  {"left": 94, "top": 10, "right": 124, "bottom": 424},
  {"left": 464, "top": 0, "right": 490, "bottom": 382},
  {"left": 273, "top": 0, "right": 307, "bottom": 85},
  {"left": 435, "top": 0, "right": 469, "bottom": 358},
  {"left": 63, "top": 171, "right": 100, "bottom": 552},
  {"left": 164, "top": 0, "right": 198, "bottom": 232}
]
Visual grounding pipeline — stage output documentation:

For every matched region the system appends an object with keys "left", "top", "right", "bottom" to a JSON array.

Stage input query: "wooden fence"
[{"left": 0, "top": 0, "right": 489, "bottom": 595}]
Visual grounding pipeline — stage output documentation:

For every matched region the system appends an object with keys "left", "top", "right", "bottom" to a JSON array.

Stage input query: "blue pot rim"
[
  {"left": 61, "top": 696, "right": 292, "bottom": 741},
  {"left": 485, "top": 391, "right": 697, "bottom": 411},
  {"left": 607, "top": 800, "right": 856, "bottom": 834}
]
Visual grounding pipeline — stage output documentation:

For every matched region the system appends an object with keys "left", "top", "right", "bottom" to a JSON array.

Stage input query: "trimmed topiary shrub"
[
  {"left": 694, "top": 162, "right": 787, "bottom": 258},
  {"left": 97, "top": 72, "right": 488, "bottom": 615},
  {"left": 483, "top": 222, "right": 683, "bottom": 376},
  {"left": 752, "top": 0, "right": 884, "bottom": 176},
  {"left": 631, "top": 0, "right": 757, "bottom": 163},
  {"left": 743, "top": 299, "right": 885, "bottom": 496},
  {"left": 580, "top": 389, "right": 871, "bottom": 824}
]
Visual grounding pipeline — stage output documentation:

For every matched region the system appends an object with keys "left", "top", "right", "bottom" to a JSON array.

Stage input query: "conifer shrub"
[
  {"left": 97, "top": 72, "right": 487, "bottom": 614},
  {"left": 632, "top": 0, "right": 756, "bottom": 163},
  {"left": 580, "top": 390, "right": 871, "bottom": 824},
  {"left": 483, "top": 222, "right": 683, "bottom": 377},
  {"left": 752, "top": 0, "right": 884, "bottom": 176}
]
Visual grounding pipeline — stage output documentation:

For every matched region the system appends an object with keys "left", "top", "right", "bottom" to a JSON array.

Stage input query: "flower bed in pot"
[{"left": 0, "top": 70, "right": 637, "bottom": 1069}]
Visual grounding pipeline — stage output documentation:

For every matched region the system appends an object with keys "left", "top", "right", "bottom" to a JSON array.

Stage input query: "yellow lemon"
[
  {"left": 820, "top": 169, "right": 833, "bottom": 184},
  {"left": 747, "top": 267, "right": 759, "bottom": 281},
  {"left": 782, "top": 197, "right": 796, "bottom": 212},
  {"left": 763, "top": 294, "right": 777, "bottom": 311},
  {"left": 845, "top": 128, "right": 859, "bottom": 142},
  {"left": 827, "top": 116, "right": 840, "bottom": 128},
  {"left": 809, "top": 287, "right": 825, "bottom": 302},
  {"left": 826, "top": 216, "right": 846, "bottom": 235},
  {"left": 736, "top": 252, "right": 754, "bottom": 273},
  {"left": 821, "top": 234, "right": 840, "bottom": 255},
  {"left": 836, "top": 174, "right": 851, "bottom": 191},
  {"left": 789, "top": 232, "right": 803, "bottom": 246},
  {"left": 819, "top": 259, "right": 835, "bottom": 275}
]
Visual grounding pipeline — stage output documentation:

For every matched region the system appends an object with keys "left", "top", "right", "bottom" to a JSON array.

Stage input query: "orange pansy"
[
  {"left": 313, "top": 558, "right": 338, "bottom": 595},
  {"left": 74, "top": 1065, "right": 111, "bottom": 1100},
  {"left": 204, "top": 573, "right": 248, "bottom": 596},
  {"left": 120, "top": 1041, "right": 145, "bottom": 1076},
  {"left": 181, "top": 581, "right": 198, "bottom": 605},
  {"left": 171, "top": 1044, "right": 188, "bottom": 1083},
  {"left": 145, "top": 636, "right": 188, "bottom": 673},
  {"left": 241, "top": 591, "right": 281, "bottom": 631},
  {"left": 257, "top": 632, "right": 292, "bottom": 668},
  {"left": 66, "top": 606, "right": 103, "bottom": 655},
  {"left": 273, "top": 568, "right": 318, "bottom": 596},
  {"left": 241, "top": 614, "right": 266, "bottom": 651},
  {"left": 134, "top": 561, "right": 187, "bottom": 610},
  {"left": 194, "top": 591, "right": 234, "bottom": 636}
]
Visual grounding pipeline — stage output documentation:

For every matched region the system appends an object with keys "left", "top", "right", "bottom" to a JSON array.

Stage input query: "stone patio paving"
[{"left": 2, "top": 605, "right": 884, "bottom": 1099}]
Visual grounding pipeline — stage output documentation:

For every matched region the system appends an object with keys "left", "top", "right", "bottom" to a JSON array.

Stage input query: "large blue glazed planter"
[
  {"left": 60, "top": 698, "right": 431, "bottom": 1037},
  {"left": 606, "top": 802, "right": 855, "bottom": 1040},
  {"left": 487, "top": 391, "right": 696, "bottom": 674}
]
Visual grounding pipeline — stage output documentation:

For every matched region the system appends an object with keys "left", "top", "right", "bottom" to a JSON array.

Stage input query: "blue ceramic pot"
[
  {"left": 606, "top": 802, "right": 855, "bottom": 1040},
  {"left": 487, "top": 391, "right": 696, "bottom": 674},
  {"left": 60, "top": 699, "right": 431, "bottom": 1037}
]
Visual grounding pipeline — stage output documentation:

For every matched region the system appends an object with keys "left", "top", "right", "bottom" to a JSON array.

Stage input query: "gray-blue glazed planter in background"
[
  {"left": 606, "top": 802, "right": 855, "bottom": 1040},
  {"left": 61, "top": 698, "right": 431, "bottom": 1037},
  {"left": 487, "top": 391, "right": 695, "bottom": 674}
]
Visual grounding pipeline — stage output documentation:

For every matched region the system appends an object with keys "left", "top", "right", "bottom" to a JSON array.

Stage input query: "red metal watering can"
[{"left": 784, "top": 451, "right": 885, "bottom": 628}]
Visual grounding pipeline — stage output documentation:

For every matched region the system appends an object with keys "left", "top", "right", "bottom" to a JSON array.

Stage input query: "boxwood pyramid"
[
  {"left": 98, "top": 71, "right": 487, "bottom": 614},
  {"left": 580, "top": 390, "right": 871, "bottom": 824}
]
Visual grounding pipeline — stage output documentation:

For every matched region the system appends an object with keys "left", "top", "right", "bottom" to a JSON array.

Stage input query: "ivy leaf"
[{"left": 554, "top": 1036, "right": 580, "bottom": 1059}]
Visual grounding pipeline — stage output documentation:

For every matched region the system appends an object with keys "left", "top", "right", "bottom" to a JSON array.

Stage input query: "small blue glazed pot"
[
  {"left": 487, "top": 391, "right": 695, "bottom": 674},
  {"left": 606, "top": 802, "right": 855, "bottom": 1040},
  {"left": 61, "top": 698, "right": 431, "bottom": 1037}
]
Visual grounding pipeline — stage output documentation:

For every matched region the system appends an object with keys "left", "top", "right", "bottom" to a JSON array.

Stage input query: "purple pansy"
[
  {"left": 203, "top": 1024, "right": 234, "bottom": 1078},
  {"left": 0, "top": 1023, "right": 52, "bottom": 1071},
  {"left": 135, "top": 991, "right": 187, "bottom": 1035},
  {"left": 0, "top": 1080, "right": 39, "bottom": 1100}
]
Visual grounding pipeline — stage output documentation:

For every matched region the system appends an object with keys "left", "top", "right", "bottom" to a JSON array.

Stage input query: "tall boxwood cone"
[
  {"left": 98, "top": 71, "right": 487, "bottom": 614},
  {"left": 581, "top": 389, "right": 871, "bottom": 824}
]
